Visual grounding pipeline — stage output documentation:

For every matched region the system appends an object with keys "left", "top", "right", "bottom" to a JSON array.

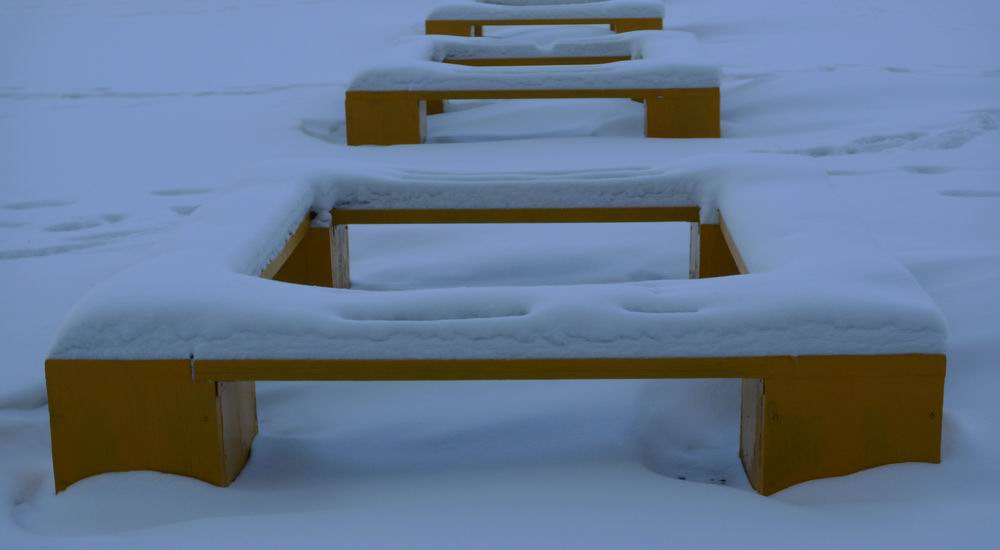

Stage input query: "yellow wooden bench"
[
  {"left": 346, "top": 32, "right": 720, "bottom": 144},
  {"left": 427, "top": 34, "right": 640, "bottom": 114},
  {"left": 45, "top": 158, "right": 946, "bottom": 496},
  {"left": 426, "top": 0, "right": 664, "bottom": 36}
]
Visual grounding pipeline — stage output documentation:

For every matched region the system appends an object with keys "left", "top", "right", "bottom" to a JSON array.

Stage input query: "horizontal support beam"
[
  {"left": 191, "top": 355, "right": 945, "bottom": 382},
  {"left": 444, "top": 56, "right": 631, "bottom": 67},
  {"left": 347, "top": 88, "right": 717, "bottom": 101},
  {"left": 428, "top": 17, "right": 661, "bottom": 27},
  {"left": 331, "top": 207, "right": 700, "bottom": 225}
]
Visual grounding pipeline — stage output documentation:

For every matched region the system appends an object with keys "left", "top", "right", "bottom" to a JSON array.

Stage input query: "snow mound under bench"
[
  {"left": 48, "top": 154, "right": 946, "bottom": 362},
  {"left": 428, "top": 0, "right": 665, "bottom": 21},
  {"left": 349, "top": 31, "right": 719, "bottom": 91}
]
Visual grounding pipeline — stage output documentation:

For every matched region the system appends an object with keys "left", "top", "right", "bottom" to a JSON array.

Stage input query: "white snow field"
[{"left": 1, "top": 0, "right": 999, "bottom": 548}]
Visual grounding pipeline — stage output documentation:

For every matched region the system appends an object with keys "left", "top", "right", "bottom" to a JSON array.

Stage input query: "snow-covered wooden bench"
[
  {"left": 45, "top": 155, "right": 946, "bottom": 496},
  {"left": 426, "top": 0, "right": 664, "bottom": 37},
  {"left": 346, "top": 32, "right": 720, "bottom": 144}
]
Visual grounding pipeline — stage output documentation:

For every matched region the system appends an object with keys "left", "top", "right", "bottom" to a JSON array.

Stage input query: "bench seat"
[
  {"left": 426, "top": 0, "right": 664, "bottom": 36},
  {"left": 45, "top": 155, "right": 946, "bottom": 496},
  {"left": 346, "top": 32, "right": 720, "bottom": 143}
]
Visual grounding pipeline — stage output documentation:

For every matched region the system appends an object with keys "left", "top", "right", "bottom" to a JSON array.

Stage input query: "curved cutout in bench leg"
[
  {"left": 425, "top": 20, "right": 474, "bottom": 36},
  {"left": 346, "top": 92, "right": 425, "bottom": 146},
  {"left": 645, "top": 88, "right": 721, "bottom": 139},
  {"left": 46, "top": 360, "right": 257, "bottom": 492},
  {"left": 741, "top": 356, "right": 945, "bottom": 495}
]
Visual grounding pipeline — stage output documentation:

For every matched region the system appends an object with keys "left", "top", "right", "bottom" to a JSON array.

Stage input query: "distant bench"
[
  {"left": 346, "top": 32, "right": 720, "bottom": 144},
  {"left": 45, "top": 156, "right": 945, "bottom": 496},
  {"left": 425, "top": 0, "right": 664, "bottom": 37}
]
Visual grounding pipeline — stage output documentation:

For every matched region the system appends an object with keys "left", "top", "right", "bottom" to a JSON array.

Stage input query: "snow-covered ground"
[{"left": 1, "top": 0, "right": 998, "bottom": 547}]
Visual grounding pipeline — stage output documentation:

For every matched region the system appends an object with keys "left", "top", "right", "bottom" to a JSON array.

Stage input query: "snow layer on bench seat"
[
  {"left": 438, "top": 33, "right": 636, "bottom": 61},
  {"left": 48, "top": 154, "right": 946, "bottom": 362},
  {"left": 257, "top": 154, "right": 815, "bottom": 225},
  {"left": 428, "top": 1, "right": 665, "bottom": 21},
  {"left": 348, "top": 32, "right": 719, "bottom": 92}
]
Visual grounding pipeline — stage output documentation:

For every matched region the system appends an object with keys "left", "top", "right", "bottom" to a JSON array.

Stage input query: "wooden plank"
[
  {"left": 259, "top": 215, "right": 310, "bottom": 280},
  {"left": 428, "top": 17, "right": 662, "bottom": 27},
  {"left": 195, "top": 357, "right": 783, "bottom": 381},
  {"left": 739, "top": 377, "right": 764, "bottom": 490},
  {"left": 346, "top": 88, "right": 719, "bottom": 143},
  {"left": 444, "top": 56, "right": 631, "bottom": 67},
  {"left": 191, "top": 354, "right": 945, "bottom": 382},
  {"left": 332, "top": 224, "right": 350, "bottom": 289},
  {"left": 719, "top": 214, "right": 748, "bottom": 275},
  {"left": 348, "top": 88, "right": 717, "bottom": 101},
  {"left": 695, "top": 222, "right": 741, "bottom": 278},
  {"left": 611, "top": 19, "right": 663, "bottom": 33},
  {"left": 272, "top": 225, "right": 336, "bottom": 288},
  {"left": 425, "top": 20, "right": 474, "bottom": 36},
  {"left": 218, "top": 381, "right": 258, "bottom": 483},
  {"left": 331, "top": 207, "right": 700, "bottom": 225}
]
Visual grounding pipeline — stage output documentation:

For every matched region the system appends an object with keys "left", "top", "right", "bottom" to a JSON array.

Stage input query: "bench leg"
[
  {"left": 690, "top": 223, "right": 741, "bottom": 278},
  {"left": 274, "top": 226, "right": 333, "bottom": 287},
  {"left": 425, "top": 21, "right": 474, "bottom": 36},
  {"left": 46, "top": 360, "right": 257, "bottom": 492},
  {"left": 741, "top": 358, "right": 944, "bottom": 495},
  {"left": 346, "top": 92, "right": 425, "bottom": 146},
  {"left": 426, "top": 99, "right": 445, "bottom": 115},
  {"left": 645, "top": 88, "right": 721, "bottom": 139},
  {"left": 332, "top": 224, "right": 351, "bottom": 289}
]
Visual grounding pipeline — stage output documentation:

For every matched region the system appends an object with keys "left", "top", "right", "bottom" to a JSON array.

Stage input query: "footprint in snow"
[
  {"left": 827, "top": 169, "right": 873, "bottom": 177},
  {"left": 903, "top": 165, "right": 951, "bottom": 175},
  {"left": 170, "top": 205, "right": 199, "bottom": 216},
  {"left": 910, "top": 109, "right": 1000, "bottom": 150},
  {"left": 150, "top": 187, "right": 215, "bottom": 197},
  {"left": 1, "top": 199, "right": 75, "bottom": 211},
  {"left": 621, "top": 303, "right": 698, "bottom": 315},
  {"left": 300, "top": 118, "right": 344, "bottom": 144},
  {"left": 1, "top": 221, "right": 162, "bottom": 259},
  {"left": 44, "top": 220, "right": 102, "bottom": 232},
  {"left": 940, "top": 189, "right": 1000, "bottom": 199},
  {"left": 44, "top": 213, "right": 131, "bottom": 233},
  {"left": 785, "top": 131, "right": 925, "bottom": 157},
  {"left": 66, "top": 228, "right": 154, "bottom": 242},
  {"left": 0, "top": 241, "right": 107, "bottom": 260},
  {"left": 783, "top": 110, "right": 1000, "bottom": 157}
]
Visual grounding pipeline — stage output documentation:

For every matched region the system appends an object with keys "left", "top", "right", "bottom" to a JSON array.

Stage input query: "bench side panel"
[{"left": 46, "top": 360, "right": 256, "bottom": 492}]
